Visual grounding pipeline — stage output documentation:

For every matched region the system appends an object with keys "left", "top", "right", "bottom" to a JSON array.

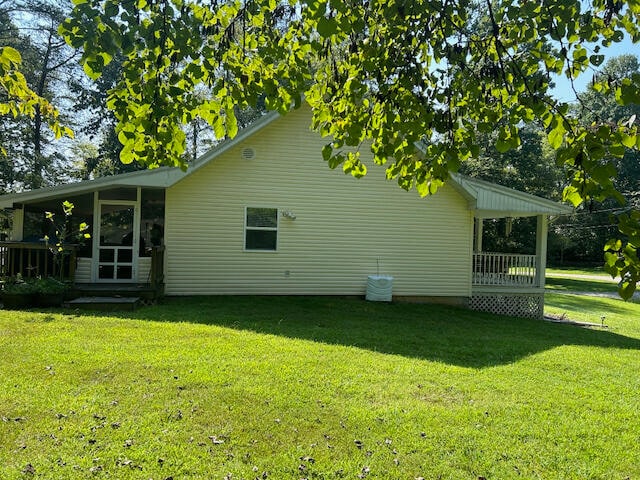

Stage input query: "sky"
[{"left": 551, "top": 37, "right": 640, "bottom": 102}]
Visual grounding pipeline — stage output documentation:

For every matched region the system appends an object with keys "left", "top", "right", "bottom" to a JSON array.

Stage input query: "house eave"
[
  {"left": 450, "top": 174, "right": 573, "bottom": 218},
  {"left": 413, "top": 142, "right": 571, "bottom": 217},
  {"left": 0, "top": 167, "right": 184, "bottom": 209}
]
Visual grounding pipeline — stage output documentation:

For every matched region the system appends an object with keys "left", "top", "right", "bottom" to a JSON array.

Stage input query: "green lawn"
[
  {"left": 546, "top": 266, "right": 607, "bottom": 276},
  {"left": 1, "top": 296, "right": 639, "bottom": 479},
  {"left": 545, "top": 276, "right": 618, "bottom": 294}
]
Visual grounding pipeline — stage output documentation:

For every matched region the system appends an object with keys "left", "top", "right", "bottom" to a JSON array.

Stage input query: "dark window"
[{"left": 245, "top": 208, "right": 278, "bottom": 251}]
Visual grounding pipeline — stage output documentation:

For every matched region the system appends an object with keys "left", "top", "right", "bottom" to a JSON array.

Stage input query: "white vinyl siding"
[
  {"left": 164, "top": 105, "right": 473, "bottom": 297},
  {"left": 75, "top": 258, "right": 92, "bottom": 283}
]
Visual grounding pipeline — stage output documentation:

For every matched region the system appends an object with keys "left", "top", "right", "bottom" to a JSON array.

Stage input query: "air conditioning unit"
[{"left": 366, "top": 275, "right": 393, "bottom": 302}]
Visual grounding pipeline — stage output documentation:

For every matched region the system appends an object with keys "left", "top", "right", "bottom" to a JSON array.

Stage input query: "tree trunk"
[{"left": 30, "top": 28, "right": 53, "bottom": 189}]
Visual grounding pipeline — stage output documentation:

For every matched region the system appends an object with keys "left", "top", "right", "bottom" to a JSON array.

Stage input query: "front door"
[{"left": 95, "top": 202, "right": 139, "bottom": 282}]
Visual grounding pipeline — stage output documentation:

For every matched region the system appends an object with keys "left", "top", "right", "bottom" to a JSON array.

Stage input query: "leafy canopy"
[
  {"left": 60, "top": 0, "right": 640, "bottom": 295},
  {"left": 0, "top": 46, "right": 73, "bottom": 154}
]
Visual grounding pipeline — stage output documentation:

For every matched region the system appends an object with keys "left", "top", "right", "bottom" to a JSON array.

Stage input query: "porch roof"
[
  {"left": 0, "top": 167, "right": 183, "bottom": 209},
  {"left": 450, "top": 174, "right": 573, "bottom": 218}
]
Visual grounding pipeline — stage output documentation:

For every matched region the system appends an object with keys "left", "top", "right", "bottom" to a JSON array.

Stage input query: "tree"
[
  {"left": 0, "top": 47, "right": 63, "bottom": 145},
  {"left": 575, "top": 54, "right": 640, "bottom": 202},
  {"left": 69, "top": 53, "right": 147, "bottom": 178},
  {"left": 0, "top": 1, "right": 76, "bottom": 191},
  {"left": 568, "top": 53, "right": 640, "bottom": 294},
  {"left": 59, "top": 0, "right": 640, "bottom": 296},
  {"left": 0, "top": 22, "right": 71, "bottom": 193}
]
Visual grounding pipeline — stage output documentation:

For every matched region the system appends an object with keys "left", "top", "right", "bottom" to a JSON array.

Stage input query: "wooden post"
[
  {"left": 535, "top": 215, "right": 548, "bottom": 288},
  {"left": 150, "top": 247, "right": 157, "bottom": 287},
  {"left": 69, "top": 248, "right": 77, "bottom": 283},
  {"left": 10, "top": 208, "right": 24, "bottom": 241}
]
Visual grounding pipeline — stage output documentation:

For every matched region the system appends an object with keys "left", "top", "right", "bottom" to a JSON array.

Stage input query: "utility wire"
[{"left": 553, "top": 224, "right": 619, "bottom": 230}]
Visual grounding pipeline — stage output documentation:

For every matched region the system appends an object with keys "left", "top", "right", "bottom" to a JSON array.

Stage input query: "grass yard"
[
  {"left": 545, "top": 276, "right": 619, "bottom": 294},
  {"left": 546, "top": 266, "right": 608, "bottom": 276},
  {"left": 1, "top": 295, "right": 640, "bottom": 479}
]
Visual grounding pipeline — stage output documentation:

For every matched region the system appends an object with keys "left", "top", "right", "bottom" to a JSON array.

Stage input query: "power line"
[
  {"left": 553, "top": 224, "right": 619, "bottom": 230},
  {"left": 555, "top": 207, "right": 632, "bottom": 217}
]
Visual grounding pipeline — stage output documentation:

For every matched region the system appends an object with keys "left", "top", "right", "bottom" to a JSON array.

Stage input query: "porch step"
[
  {"left": 73, "top": 283, "right": 162, "bottom": 302},
  {"left": 65, "top": 296, "right": 141, "bottom": 312}
]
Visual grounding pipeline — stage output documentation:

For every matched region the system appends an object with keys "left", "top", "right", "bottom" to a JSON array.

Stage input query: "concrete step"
[{"left": 65, "top": 296, "right": 141, "bottom": 312}]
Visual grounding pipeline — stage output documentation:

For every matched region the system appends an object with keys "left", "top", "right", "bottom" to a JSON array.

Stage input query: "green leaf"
[
  {"left": 322, "top": 144, "right": 332, "bottom": 161},
  {"left": 604, "top": 238, "right": 622, "bottom": 252},
  {"left": 225, "top": 107, "right": 238, "bottom": 138},
  {"left": 416, "top": 178, "right": 429, "bottom": 197},
  {"left": 212, "top": 116, "right": 225, "bottom": 140},
  {"left": 621, "top": 133, "right": 636, "bottom": 148},
  {"left": 1, "top": 46, "right": 21, "bottom": 65},
  {"left": 495, "top": 139, "right": 511, "bottom": 153},
  {"left": 548, "top": 127, "right": 564, "bottom": 150},
  {"left": 317, "top": 16, "right": 337, "bottom": 38},
  {"left": 82, "top": 60, "right": 101, "bottom": 80},
  {"left": 604, "top": 251, "right": 619, "bottom": 268},
  {"left": 120, "top": 144, "right": 135, "bottom": 164},
  {"left": 619, "top": 280, "right": 636, "bottom": 301},
  {"left": 562, "top": 185, "right": 583, "bottom": 207}
]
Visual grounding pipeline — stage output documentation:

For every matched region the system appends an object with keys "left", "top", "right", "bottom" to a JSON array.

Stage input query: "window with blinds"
[{"left": 245, "top": 207, "right": 278, "bottom": 251}]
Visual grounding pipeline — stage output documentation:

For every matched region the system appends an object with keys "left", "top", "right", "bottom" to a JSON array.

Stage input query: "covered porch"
[
  {"left": 0, "top": 169, "right": 176, "bottom": 302},
  {"left": 470, "top": 230, "right": 547, "bottom": 320},
  {"left": 451, "top": 175, "right": 573, "bottom": 319}
]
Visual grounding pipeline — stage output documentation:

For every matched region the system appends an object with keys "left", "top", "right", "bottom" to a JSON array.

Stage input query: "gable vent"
[{"left": 241, "top": 147, "right": 256, "bottom": 160}]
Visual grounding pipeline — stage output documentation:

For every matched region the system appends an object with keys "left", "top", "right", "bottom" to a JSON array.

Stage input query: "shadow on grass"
[
  {"left": 128, "top": 296, "right": 640, "bottom": 369},
  {"left": 545, "top": 292, "right": 634, "bottom": 315},
  {"left": 545, "top": 277, "right": 618, "bottom": 294}
]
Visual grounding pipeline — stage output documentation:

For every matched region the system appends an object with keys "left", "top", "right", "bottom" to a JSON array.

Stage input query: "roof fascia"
[
  {"left": 451, "top": 173, "right": 573, "bottom": 216},
  {"left": 0, "top": 167, "right": 183, "bottom": 209},
  {"left": 413, "top": 143, "right": 572, "bottom": 216}
]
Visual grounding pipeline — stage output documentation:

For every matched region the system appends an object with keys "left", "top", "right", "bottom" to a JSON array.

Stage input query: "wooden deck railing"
[
  {"left": 473, "top": 252, "right": 538, "bottom": 287},
  {"left": 0, "top": 242, "right": 77, "bottom": 281},
  {"left": 0, "top": 242, "right": 164, "bottom": 286}
]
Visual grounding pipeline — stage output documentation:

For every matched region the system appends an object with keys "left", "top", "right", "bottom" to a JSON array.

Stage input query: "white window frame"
[{"left": 244, "top": 207, "right": 279, "bottom": 252}]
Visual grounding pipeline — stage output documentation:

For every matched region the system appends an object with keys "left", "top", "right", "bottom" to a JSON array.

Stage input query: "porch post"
[
  {"left": 10, "top": 207, "right": 24, "bottom": 241},
  {"left": 535, "top": 214, "right": 548, "bottom": 288},
  {"left": 474, "top": 217, "right": 483, "bottom": 252}
]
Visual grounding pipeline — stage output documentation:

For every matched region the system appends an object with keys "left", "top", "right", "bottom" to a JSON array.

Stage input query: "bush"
[
  {"left": 2, "top": 277, "right": 36, "bottom": 295},
  {"left": 34, "top": 277, "right": 67, "bottom": 295},
  {"left": 2, "top": 276, "right": 36, "bottom": 309}
]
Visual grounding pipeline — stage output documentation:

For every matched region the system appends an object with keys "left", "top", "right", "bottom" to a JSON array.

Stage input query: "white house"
[{"left": 0, "top": 104, "right": 572, "bottom": 318}]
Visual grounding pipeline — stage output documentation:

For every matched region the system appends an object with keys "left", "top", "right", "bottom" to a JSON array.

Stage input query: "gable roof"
[
  {"left": 0, "top": 108, "right": 572, "bottom": 217},
  {"left": 0, "top": 166, "right": 183, "bottom": 208},
  {"left": 450, "top": 174, "right": 573, "bottom": 218},
  {"left": 0, "top": 111, "right": 284, "bottom": 209}
]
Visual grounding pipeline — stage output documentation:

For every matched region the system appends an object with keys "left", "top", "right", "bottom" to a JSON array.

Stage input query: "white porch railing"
[{"left": 473, "top": 252, "right": 538, "bottom": 287}]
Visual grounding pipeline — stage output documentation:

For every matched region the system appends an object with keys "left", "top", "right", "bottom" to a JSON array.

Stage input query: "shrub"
[
  {"left": 2, "top": 276, "right": 36, "bottom": 295},
  {"left": 34, "top": 277, "right": 67, "bottom": 295}
]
